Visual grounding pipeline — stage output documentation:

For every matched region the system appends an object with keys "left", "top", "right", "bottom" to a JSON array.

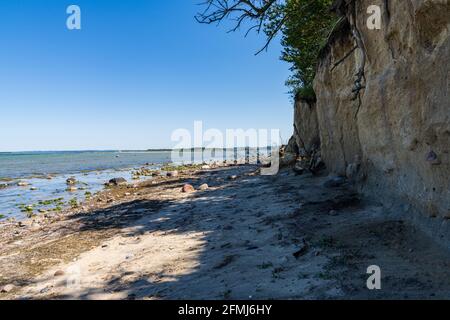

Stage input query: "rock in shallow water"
[
  {"left": 199, "top": 184, "right": 209, "bottom": 191},
  {"left": 108, "top": 178, "right": 127, "bottom": 186},
  {"left": 182, "top": 184, "right": 195, "bottom": 193},
  {"left": 66, "top": 177, "right": 77, "bottom": 185}
]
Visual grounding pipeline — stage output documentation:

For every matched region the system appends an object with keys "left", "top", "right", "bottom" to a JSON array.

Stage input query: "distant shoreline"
[{"left": 1, "top": 147, "right": 274, "bottom": 154}]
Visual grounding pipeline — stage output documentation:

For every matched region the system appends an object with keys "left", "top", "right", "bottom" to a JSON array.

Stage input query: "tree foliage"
[
  {"left": 196, "top": 0, "right": 338, "bottom": 100},
  {"left": 280, "top": 0, "right": 337, "bottom": 99}
]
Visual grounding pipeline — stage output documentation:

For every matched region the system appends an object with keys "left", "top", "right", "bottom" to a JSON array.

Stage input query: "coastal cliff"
[{"left": 289, "top": 0, "right": 450, "bottom": 238}]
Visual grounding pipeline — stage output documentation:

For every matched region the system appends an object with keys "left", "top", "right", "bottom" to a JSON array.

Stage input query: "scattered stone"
[
  {"left": 214, "top": 255, "right": 236, "bottom": 269},
  {"left": 66, "top": 186, "right": 78, "bottom": 192},
  {"left": 0, "top": 183, "right": 8, "bottom": 189},
  {"left": 167, "top": 171, "right": 179, "bottom": 177},
  {"left": 40, "top": 287, "right": 50, "bottom": 294},
  {"left": 182, "top": 184, "right": 195, "bottom": 193},
  {"left": 124, "top": 192, "right": 131, "bottom": 196},
  {"left": 108, "top": 178, "right": 127, "bottom": 186},
  {"left": 323, "top": 176, "right": 346, "bottom": 188},
  {"left": 66, "top": 177, "right": 77, "bottom": 185},
  {"left": 293, "top": 163, "right": 305, "bottom": 175},
  {"left": 201, "top": 165, "right": 211, "bottom": 170},
  {"left": 30, "top": 187, "right": 37, "bottom": 191},
  {"left": 199, "top": 184, "right": 209, "bottom": 191},
  {"left": 346, "top": 163, "right": 359, "bottom": 180},
  {"left": 0, "top": 284, "right": 15, "bottom": 293},
  {"left": 54, "top": 270, "right": 65, "bottom": 277},
  {"left": 17, "top": 181, "right": 29, "bottom": 187},
  {"left": 426, "top": 151, "right": 441, "bottom": 165},
  {"left": 293, "top": 241, "right": 309, "bottom": 259},
  {"left": 228, "top": 175, "right": 238, "bottom": 180},
  {"left": 125, "top": 253, "right": 134, "bottom": 260},
  {"left": 329, "top": 210, "right": 338, "bottom": 216}
]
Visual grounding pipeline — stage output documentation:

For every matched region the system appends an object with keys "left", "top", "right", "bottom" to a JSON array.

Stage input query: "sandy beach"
[{"left": 1, "top": 163, "right": 450, "bottom": 300}]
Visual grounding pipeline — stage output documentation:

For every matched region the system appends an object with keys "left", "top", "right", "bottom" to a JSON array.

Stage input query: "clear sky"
[{"left": 0, "top": 0, "right": 293, "bottom": 152}]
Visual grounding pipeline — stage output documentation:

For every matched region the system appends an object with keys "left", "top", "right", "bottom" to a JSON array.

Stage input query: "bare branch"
[{"left": 195, "top": 0, "right": 282, "bottom": 54}]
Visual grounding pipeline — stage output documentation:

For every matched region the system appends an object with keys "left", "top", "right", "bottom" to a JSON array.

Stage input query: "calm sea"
[
  {"left": 0, "top": 151, "right": 173, "bottom": 221},
  {"left": 0, "top": 149, "right": 265, "bottom": 221}
]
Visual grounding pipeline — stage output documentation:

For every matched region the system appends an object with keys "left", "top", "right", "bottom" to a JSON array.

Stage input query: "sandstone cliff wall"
[{"left": 290, "top": 0, "right": 449, "bottom": 238}]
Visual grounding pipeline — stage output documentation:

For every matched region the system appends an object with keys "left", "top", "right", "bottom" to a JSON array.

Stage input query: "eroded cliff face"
[
  {"left": 291, "top": 0, "right": 449, "bottom": 234},
  {"left": 293, "top": 99, "right": 320, "bottom": 156}
]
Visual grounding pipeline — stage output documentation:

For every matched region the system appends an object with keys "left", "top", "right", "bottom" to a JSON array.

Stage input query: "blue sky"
[{"left": 0, "top": 0, "right": 293, "bottom": 151}]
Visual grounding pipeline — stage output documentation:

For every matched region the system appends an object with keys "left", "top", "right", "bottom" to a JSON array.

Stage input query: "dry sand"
[{"left": 1, "top": 164, "right": 450, "bottom": 300}]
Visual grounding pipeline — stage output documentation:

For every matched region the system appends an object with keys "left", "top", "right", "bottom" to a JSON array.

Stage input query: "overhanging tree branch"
[{"left": 195, "top": 0, "right": 282, "bottom": 54}]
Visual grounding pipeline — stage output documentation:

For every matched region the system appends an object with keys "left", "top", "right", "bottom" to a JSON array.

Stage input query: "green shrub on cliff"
[{"left": 280, "top": 0, "right": 337, "bottom": 98}]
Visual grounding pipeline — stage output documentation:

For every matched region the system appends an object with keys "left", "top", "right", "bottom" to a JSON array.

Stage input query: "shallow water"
[
  {"left": 0, "top": 151, "right": 174, "bottom": 220},
  {"left": 0, "top": 150, "right": 268, "bottom": 220}
]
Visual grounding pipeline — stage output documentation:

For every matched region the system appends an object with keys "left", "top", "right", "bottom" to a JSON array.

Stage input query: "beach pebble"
[
  {"left": 54, "top": 270, "right": 65, "bottom": 277},
  {"left": 17, "top": 181, "right": 30, "bottom": 187},
  {"left": 293, "top": 163, "right": 305, "bottom": 175},
  {"left": 426, "top": 151, "right": 441, "bottom": 165},
  {"left": 108, "top": 178, "right": 127, "bottom": 186},
  {"left": 182, "top": 184, "right": 195, "bottom": 193},
  {"left": 323, "top": 176, "right": 346, "bottom": 188},
  {"left": 66, "top": 186, "right": 78, "bottom": 192},
  {"left": 199, "top": 184, "right": 209, "bottom": 191},
  {"left": 30, "top": 187, "right": 37, "bottom": 191},
  {"left": 66, "top": 177, "right": 77, "bottom": 185},
  {"left": 125, "top": 253, "right": 134, "bottom": 260},
  {"left": 0, "top": 183, "right": 8, "bottom": 189},
  {"left": 0, "top": 284, "right": 15, "bottom": 293},
  {"left": 167, "top": 171, "right": 179, "bottom": 177}
]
